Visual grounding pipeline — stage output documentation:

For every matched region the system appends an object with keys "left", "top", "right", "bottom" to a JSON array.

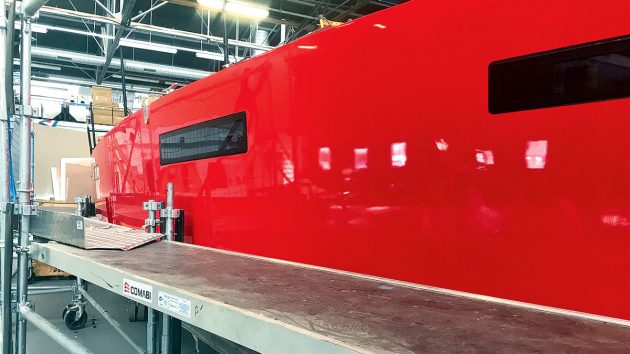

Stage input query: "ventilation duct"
[{"left": 31, "top": 47, "right": 212, "bottom": 81}]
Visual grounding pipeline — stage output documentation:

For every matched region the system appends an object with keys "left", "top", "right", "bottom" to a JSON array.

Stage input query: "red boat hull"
[{"left": 94, "top": 0, "right": 630, "bottom": 320}]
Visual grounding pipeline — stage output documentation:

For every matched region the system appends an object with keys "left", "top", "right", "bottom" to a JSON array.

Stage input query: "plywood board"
[
  {"left": 34, "top": 124, "right": 91, "bottom": 201},
  {"left": 60, "top": 158, "right": 95, "bottom": 202}
]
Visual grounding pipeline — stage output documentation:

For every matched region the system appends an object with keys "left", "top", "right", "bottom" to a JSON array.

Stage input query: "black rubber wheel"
[
  {"left": 63, "top": 308, "right": 88, "bottom": 330},
  {"left": 62, "top": 305, "right": 73, "bottom": 320}
]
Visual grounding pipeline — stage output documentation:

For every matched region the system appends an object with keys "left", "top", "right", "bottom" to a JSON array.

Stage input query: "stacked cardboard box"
[
  {"left": 113, "top": 107, "right": 125, "bottom": 125},
  {"left": 91, "top": 86, "right": 114, "bottom": 125}
]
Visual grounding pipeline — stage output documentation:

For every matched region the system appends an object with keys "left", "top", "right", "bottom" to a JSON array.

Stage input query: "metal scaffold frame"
[{"left": 0, "top": 2, "right": 172, "bottom": 353}]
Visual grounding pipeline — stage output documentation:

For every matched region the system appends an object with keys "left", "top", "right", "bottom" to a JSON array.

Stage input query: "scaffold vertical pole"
[
  {"left": 0, "top": 203, "right": 12, "bottom": 354},
  {"left": 144, "top": 200, "right": 162, "bottom": 354},
  {"left": 15, "top": 13, "right": 34, "bottom": 354},
  {"left": 0, "top": 0, "right": 13, "bottom": 352},
  {"left": 160, "top": 183, "right": 181, "bottom": 354}
]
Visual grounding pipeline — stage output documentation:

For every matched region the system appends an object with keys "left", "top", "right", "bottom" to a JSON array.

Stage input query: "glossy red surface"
[{"left": 93, "top": 0, "right": 630, "bottom": 320}]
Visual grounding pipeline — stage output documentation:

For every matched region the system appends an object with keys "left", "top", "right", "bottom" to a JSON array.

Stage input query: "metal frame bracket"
[
  {"left": 142, "top": 200, "right": 163, "bottom": 211},
  {"left": 160, "top": 208, "right": 180, "bottom": 219},
  {"left": 15, "top": 204, "right": 37, "bottom": 216},
  {"left": 0, "top": 202, "right": 13, "bottom": 214},
  {"left": 144, "top": 218, "right": 160, "bottom": 227},
  {"left": 19, "top": 104, "right": 33, "bottom": 117}
]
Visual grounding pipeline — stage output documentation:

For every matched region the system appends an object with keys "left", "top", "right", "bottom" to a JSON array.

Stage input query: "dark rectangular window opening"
[
  {"left": 489, "top": 35, "right": 630, "bottom": 114},
  {"left": 160, "top": 112, "right": 247, "bottom": 165}
]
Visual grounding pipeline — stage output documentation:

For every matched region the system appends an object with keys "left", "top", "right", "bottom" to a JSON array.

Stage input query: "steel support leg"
[
  {"left": 18, "top": 306, "right": 92, "bottom": 354},
  {"left": 15, "top": 16, "right": 34, "bottom": 354},
  {"left": 160, "top": 183, "right": 177, "bottom": 354},
  {"left": 147, "top": 308, "right": 158, "bottom": 354},
  {"left": 0, "top": 203, "right": 13, "bottom": 354},
  {"left": 0, "top": 0, "right": 12, "bottom": 350}
]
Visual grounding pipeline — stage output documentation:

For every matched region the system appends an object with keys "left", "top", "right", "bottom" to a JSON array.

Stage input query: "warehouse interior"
[{"left": 1, "top": 0, "right": 630, "bottom": 353}]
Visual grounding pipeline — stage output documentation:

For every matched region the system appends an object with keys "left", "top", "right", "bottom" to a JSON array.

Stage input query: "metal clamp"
[
  {"left": 160, "top": 208, "right": 180, "bottom": 219},
  {"left": 74, "top": 196, "right": 89, "bottom": 203},
  {"left": 0, "top": 202, "right": 12, "bottom": 214},
  {"left": 15, "top": 204, "right": 37, "bottom": 216},
  {"left": 19, "top": 104, "right": 33, "bottom": 117},
  {"left": 144, "top": 219, "right": 160, "bottom": 227},
  {"left": 13, "top": 245, "right": 29, "bottom": 254},
  {"left": 142, "top": 200, "right": 163, "bottom": 211}
]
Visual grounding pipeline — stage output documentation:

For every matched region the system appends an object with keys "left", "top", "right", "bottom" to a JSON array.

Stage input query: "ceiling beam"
[
  {"left": 332, "top": 0, "right": 370, "bottom": 21},
  {"left": 39, "top": 6, "right": 274, "bottom": 52},
  {"left": 96, "top": 0, "right": 136, "bottom": 84}
]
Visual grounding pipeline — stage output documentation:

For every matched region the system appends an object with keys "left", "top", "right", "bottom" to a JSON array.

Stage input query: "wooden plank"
[{"left": 31, "top": 241, "right": 630, "bottom": 353}]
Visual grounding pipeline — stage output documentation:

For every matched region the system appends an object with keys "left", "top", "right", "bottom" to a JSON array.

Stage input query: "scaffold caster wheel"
[{"left": 63, "top": 307, "right": 88, "bottom": 330}]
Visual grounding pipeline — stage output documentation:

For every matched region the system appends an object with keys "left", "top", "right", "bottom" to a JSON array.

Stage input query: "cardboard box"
[
  {"left": 93, "top": 114, "right": 113, "bottom": 125},
  {"left": 92, "top": 85, "right": 112, "bottom": 95},
  {"left": 93, "top": 95, "right": 113, "bottom": 106},
  {"left": 92, "top": 86, "right": 113, "bottom": 106},
  {"left": 113, "top": 116, "right": 125, "bottom": 125},
  {"left": 32, "top": 260, "right": 70, "bottom": 277},
  {"left": 92, "top": 106, "right": 112, "bottom": 116},
  {"left": 113, "top": 107, "right": 125, "bottom": 117}
]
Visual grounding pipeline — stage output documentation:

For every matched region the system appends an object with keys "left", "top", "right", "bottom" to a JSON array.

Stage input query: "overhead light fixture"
[
  {"left": 32, "top": 24, "right": 48, "bottom": 33},
  {"left": 119, "top": 39, "right": 178, "bottom": 54},
  {"left": 32, "top": 63, "right": 61, "bottom": 71},
  {"left": 195, "top": 51, "right": 224, "bottom": 61},
  {"left": 196, "top": 0, "right": 269, "bottom": 19},
  {"left": 195, "top": 51, "right": 241, "bottom": 63},
  {"left": 14, "top": 22, "right": 48, "bottom": 34},
  {"left": 112, "top": 74, "right": 160, "bottom": 84},
  {"left": 32, "top": 47, "right": 212, "bottom": 80},
  {"left": 12, "top": 59, "right": 61, "bottom": 71}
]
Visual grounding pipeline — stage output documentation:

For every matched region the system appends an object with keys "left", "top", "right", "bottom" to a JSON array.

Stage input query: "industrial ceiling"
[{"left": 17, "top": 0, "right": 403, "bottom": 93}]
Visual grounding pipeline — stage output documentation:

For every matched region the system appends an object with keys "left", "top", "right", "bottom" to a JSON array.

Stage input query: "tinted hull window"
[
  {"left": 489, "top": 36, "right": 630, "bottom": 114},
  {"left": 160, "top": 112, "right": 247, "bottom": 165}
]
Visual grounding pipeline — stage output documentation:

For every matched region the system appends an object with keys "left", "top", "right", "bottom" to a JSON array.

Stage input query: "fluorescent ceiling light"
[
  {"left": 195, "top": 51, "right": 241, "bottom": 63},
  {"left": 32, "top": 63, "right": 61, "bottom": 71},
  {"left": 197, "top": 0, "right": 269, "bottom": 19},
  {"left": 195, "top": 51, "right": 224, "bottom": 61},
  {"left": 119, "top": 39, "right": 178, "bottom": 54},
  {"left": 112, "top": 74, "right": 160, "bottom": 84},
  {"left": 12, "top": 59, "right": 61, "bottom": 71},
  {"left": 39, "top": 24, "right": 114, "bottom": 40},
  {"left": 32, "top": 24, "right": 48, "bottom": 33},
  {"left": 32, "top": 47, "right": 212, "bottom": 80},
  {"left": 14, "top": 22, "right": 48, "bottom": 34}
]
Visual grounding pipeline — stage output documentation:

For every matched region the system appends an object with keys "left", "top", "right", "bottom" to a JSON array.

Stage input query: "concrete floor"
[{"left": 20, "top": 279, "right": 218, "bottom": 354}]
